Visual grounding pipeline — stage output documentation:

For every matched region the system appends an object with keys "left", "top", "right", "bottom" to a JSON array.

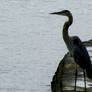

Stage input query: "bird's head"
[{"left": 50, "top": 10, "right": 72, "bottom": 17}]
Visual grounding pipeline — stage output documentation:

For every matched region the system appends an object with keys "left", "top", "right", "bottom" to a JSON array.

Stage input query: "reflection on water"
[
  {"left": 75, "top": 80, "right": 92, "bottom": 88},
  {"left": 0, "top": 0, "right": 92, "bottom": 92},
  {"left": 71, "top": 72, "right": 92, "bottom": 89}
]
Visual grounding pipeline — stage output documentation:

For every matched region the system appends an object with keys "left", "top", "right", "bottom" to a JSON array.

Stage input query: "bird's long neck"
[{"left": 63, "top": 14, "right": 73, "bottom": 50}]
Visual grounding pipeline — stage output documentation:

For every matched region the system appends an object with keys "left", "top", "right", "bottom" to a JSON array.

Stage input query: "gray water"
[{"left": 0, "top": 0, "right": 92, "bottom": 92}]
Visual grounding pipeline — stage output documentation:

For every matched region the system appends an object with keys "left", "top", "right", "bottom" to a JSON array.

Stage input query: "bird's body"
[
  {"left": 71, "top": 36, "right": 92, "bottom": 78},
  {"left": 71, "top": 36, "right": 91, "bottom": 69},
  {"left": 50, "top": 10, "right": 92, "bottom": 91}
]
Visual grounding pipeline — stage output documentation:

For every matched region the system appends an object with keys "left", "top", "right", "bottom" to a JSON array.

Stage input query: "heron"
[{"left": 50, "top": 10, "right": 92, "bottom": 91}]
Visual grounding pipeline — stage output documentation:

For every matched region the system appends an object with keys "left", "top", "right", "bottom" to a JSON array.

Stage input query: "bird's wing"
[{"left": 73, "top": 43, "right": 91, "bottom": 69}]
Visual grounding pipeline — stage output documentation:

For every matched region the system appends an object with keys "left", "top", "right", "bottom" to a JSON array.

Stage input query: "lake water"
[{"left": 0, "top": 0, "right": 92, "bottom": 92}]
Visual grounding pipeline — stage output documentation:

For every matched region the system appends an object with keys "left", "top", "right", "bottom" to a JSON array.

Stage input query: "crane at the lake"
[{"left": 50, "top": 10, "right": 92, "bottom": 91}]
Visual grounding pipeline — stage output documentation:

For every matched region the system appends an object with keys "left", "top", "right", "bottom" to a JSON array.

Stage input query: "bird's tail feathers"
[{"left": 86, "top": 67, "right": 92, "bottom": 79}]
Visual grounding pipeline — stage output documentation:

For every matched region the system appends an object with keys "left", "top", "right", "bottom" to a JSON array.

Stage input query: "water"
[{"left": 0, "top": 0, "right": 92, "bottom": 92}]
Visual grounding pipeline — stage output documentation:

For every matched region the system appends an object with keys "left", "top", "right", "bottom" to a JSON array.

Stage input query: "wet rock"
[{"left": 51, "top": 39, "right": 92, "bottom": 92}]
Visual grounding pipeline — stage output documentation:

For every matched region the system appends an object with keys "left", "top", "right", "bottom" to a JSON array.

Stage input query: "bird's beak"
[
  {"left": 50, "top": 11, "right": 61, "bottom": 15},
  {"left": 50, "top": 11, "right": 64, "bottom": 15}
]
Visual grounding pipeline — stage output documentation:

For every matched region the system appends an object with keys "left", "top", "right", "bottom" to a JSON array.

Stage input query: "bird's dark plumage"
[
  {"left": 72, "top": 37, "right": 92, "bottom": 78},
  {"left": 50, "top": 9, "right": 92, "bottom": 91},
  {"left": 50, "top": 10, "right": 92, "bottom": 78},
  {"left": 72, "top": 37, "right": 91, "bottom": 69}
]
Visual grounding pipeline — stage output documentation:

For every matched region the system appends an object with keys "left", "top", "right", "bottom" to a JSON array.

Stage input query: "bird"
[{"left": 50, "top": 10, "right": 92, "bottom": 91}]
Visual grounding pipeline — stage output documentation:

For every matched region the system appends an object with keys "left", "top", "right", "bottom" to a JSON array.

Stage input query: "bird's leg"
[
  {"left": 74, "top": 64, "right": 77, "bottom": 91},
  {"left": 83, "top": 69, "right": 87, "bottom": 92}
]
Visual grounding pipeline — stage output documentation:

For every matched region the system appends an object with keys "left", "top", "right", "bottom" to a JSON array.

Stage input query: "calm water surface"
[{"left": 0, "top": 0, "right": 92, "bottom": 92}]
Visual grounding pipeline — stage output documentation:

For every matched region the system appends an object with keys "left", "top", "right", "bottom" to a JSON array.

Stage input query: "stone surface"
[{"left": 51, "top": 40, "right": 92, "bottom": 92}]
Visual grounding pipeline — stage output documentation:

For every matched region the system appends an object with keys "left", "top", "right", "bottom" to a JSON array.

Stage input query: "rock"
[{"left": 51, "top": 39, "right": 92, "bottom": 92}]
